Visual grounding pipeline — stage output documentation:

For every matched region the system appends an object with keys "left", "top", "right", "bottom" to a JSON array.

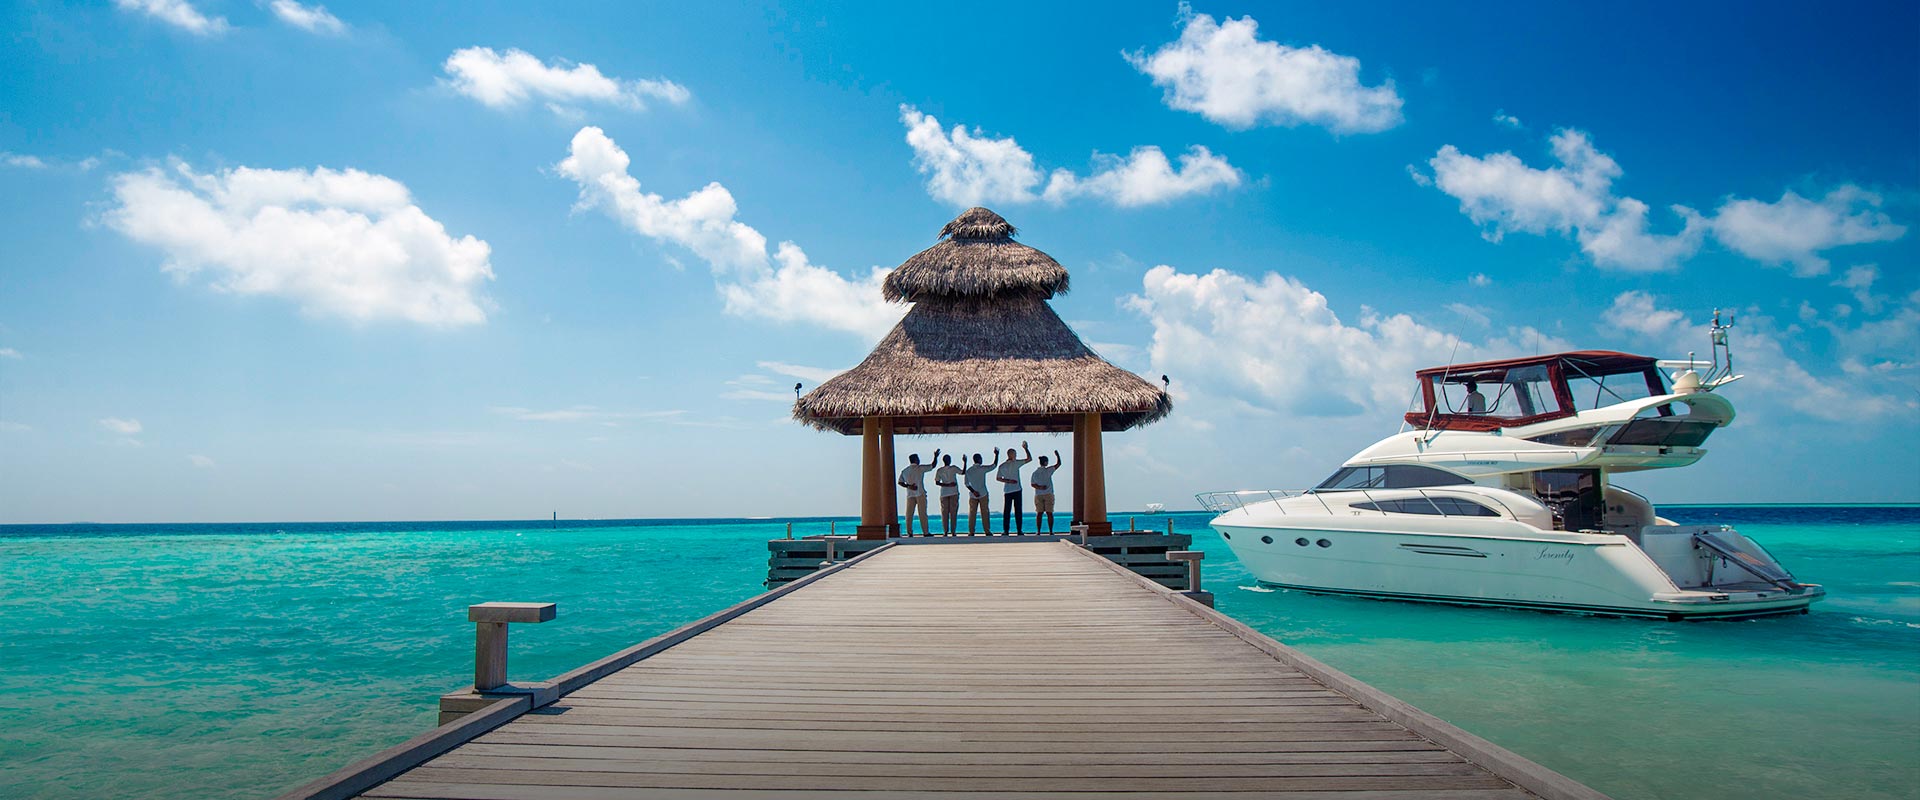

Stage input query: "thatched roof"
[
  {"left": 795, "top": 208, "right": 1171, "bottom": 436},
  {"left": 882, "top": 207, "right": 1070, "bottom": 302}
]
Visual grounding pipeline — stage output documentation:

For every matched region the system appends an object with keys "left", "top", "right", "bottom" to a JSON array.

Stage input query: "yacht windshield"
[
  {"left": 1565, "top": 365, "right": 1667, "bottom": 412},
  {"left": 1316, "top": 465, "right": 1473, "bottom": 491},
  {"left": 1434, "top": 365, "right": 1556, "bottom": 420}
]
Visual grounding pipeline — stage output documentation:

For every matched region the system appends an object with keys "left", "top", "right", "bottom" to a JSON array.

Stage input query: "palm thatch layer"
[
  {"left": 882, "top": 207, "right": 1070, "bottom": 302},
  {"left": 794, "top": 295, "right": 1172, "bottom": 434}
]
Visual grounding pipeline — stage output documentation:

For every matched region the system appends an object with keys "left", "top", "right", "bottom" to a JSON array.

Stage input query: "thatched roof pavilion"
[{"left": 794, "top": 207, "right": 1172, "bottom": 538}]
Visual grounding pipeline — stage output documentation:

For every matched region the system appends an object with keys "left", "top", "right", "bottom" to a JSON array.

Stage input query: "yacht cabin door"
[{"left": 1530, "top": 469, "right": 1604, "bottom": 532}]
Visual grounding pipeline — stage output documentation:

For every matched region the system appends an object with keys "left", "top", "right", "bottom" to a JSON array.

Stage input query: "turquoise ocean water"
[{"left": 1, "top": 506, "right": 1915, "bottom": 799}]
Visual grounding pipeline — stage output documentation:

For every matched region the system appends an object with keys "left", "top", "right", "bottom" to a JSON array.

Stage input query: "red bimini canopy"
[
  {"left": 1412, "top": 350, "right": 1656, "bottom": 380},
  {"left": 1404, "top": 350, "right": 1663, "bottom": 432}
]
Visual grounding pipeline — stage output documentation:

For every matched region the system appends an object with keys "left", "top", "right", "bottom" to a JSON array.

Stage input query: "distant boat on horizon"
[{"left": 1144, "top": 503, "right": 1166, "bottom": 514}]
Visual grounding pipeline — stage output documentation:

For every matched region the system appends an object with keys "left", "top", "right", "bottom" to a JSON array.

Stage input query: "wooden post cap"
[
  {"left": 1167, "top": 550, "right": 1204, "bottom": 562},
  {"left": 468, "top": 602, "right": 557, "bottom": 624}
]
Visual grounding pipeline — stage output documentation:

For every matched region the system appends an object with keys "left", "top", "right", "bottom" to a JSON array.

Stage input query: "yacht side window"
[
  {"left": 1352, "top": 498, "right": 1500, "bottom": 517},
  {"left": 1315, "top": 465, "right": 1472, "bottom": 491}
]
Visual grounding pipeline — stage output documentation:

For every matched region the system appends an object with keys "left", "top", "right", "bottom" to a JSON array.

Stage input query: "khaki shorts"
[{"left": 1034, "top": 493, "right": 1055, "bottom": 513}]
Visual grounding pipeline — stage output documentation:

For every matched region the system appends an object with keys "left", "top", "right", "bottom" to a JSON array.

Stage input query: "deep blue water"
[{"left": 0, "top": 506, "right": 1914, "bottom": 799}]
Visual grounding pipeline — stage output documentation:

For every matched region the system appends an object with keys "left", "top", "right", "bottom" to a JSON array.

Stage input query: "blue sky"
[{"left": 0, "top": 0, "right": 1914, "bottom": 523}]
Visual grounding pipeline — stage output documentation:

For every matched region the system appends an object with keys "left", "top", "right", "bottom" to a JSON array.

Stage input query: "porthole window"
[
  {"left": 1294, "top": 537, "right": 1309, "bottom": 547},
  {"left": 1316, "top": 538, "right": 1332, "bottom": 548},
  {"left": 1221, "top": 532, "right": 1231, "bottom": 540},
  {"left": 1260, "top": 535, "right": 1274, "bottom": 544}
]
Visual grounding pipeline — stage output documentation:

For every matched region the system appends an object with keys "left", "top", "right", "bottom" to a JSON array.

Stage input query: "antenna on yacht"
[{"left": 1703, "top": 308, "right": 1738, "bottom": 389}]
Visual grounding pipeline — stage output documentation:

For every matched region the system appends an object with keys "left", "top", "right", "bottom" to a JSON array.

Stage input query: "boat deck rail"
[{"left": 1196, "top": 487, "right": 1529, "bottom": 521}]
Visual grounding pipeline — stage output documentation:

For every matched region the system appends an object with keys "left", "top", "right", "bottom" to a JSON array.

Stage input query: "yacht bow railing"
[{"left": 1195, "top": 490, "right": 1326, "bottom": 515}]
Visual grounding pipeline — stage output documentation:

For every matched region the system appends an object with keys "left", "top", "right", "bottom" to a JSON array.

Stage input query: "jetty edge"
[{"left": 275, "top": 539, "right": 1612, "bottom": 800}]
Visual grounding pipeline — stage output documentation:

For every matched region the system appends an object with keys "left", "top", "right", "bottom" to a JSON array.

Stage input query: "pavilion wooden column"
[
  {"left": 1070, "top": 413, "right": 1087, "bottom": 528},
  {"left": 880, "top": 419, "right": 898, "bottom": 538},
  {"left": 1081, "top": 412, "right": 1111, "bottom": 536},
  {"left": 856, "top": 417, "right": 887, "bottom": 539}
]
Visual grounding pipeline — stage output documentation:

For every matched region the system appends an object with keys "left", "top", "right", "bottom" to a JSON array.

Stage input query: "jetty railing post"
[
  {"left": 1166, "top": 519, "right": 1173, "bottom": 536},
  {"left": 786, "top": 522, "right": 793, "bottom": 540},
  {"left": 1072, "top": 523, "right": 1089, "bottom": 546},
  {"left": 467, "top": 602, "right": 557, "bottom": 691},
  {"left": 1167, "top": 551, "right": 1213, "bottom": 608}
]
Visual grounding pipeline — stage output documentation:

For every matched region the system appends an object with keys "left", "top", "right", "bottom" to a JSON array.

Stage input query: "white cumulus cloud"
[
  {"left": 1601, "top": 290, "right": 1688, "bottom": 338},
  {"left": 1125, "top": 265, "right": 1568, "bottom": 418},
  {"left": 558, "top": 126, "right": 901, "bottom": 340},
  {"left": 269, "top": 0, "right": 346, "bottom": 35},
  {"left": 104, "top": 162, "right": 495, "bottom": 326},
  {"left": 1709, "top": 187, "right": 1906, "bottom": 277},
  {"left": 113, "top": 0, "right": 227, "bottom": 36},
  {"left": 900, "top": 105, "right": 1240, "bottom": 208},
  {"left": 443, "top": 47, "right": 689, "bottom": 115},
  {"left": 1042, "top": 145, "right": 1242, "bottom": 207},
  {"left": 1421, "top": 130, "right": 1905, "bottom": 276},
  {"left": 1125, "top": 6, "right": 1402, "bottom": 133}
]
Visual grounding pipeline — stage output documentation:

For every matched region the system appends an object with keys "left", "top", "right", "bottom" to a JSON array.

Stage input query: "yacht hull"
[{"left": 1214, "top": 519, "right": 1822, "bottom": 620}]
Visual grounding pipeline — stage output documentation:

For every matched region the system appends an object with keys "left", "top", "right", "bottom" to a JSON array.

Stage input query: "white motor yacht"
[{"left": 1200, "top": 316, "right": 1823, "bottom": 620}]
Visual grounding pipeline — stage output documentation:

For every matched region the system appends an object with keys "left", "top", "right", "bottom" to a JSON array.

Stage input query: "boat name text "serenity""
[{"left": 1534, "top": 548, "right": 1576, "bottom": 563}]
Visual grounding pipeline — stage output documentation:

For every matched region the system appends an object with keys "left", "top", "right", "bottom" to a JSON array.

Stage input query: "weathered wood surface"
[{"left": 358, "top": 542, "right": 1597, "bottom": 799}]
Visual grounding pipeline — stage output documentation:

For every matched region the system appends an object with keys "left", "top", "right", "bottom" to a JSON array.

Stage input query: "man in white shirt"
[
  {"left": 1465, "top": 381, "right": 1487, "bottom": 415},
  {"left": 933, "top": 454, "right": 964, "bottom": 535},
  {"left": 1030, "top": 450, "right": 1062, "bottom": 534},
  {"left": 896, "top": 449, "right": 938, "bottom": 537},
  {"left": 996, "top": 441, "right": 1033, "bottom": 534},
  {"left": 962, "top": 451, "right": 998, "bottom": 535}
]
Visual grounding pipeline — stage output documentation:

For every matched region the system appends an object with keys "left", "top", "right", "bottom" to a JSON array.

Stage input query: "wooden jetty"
[{"left": 281, "top": 540, "right": 1610, "bottom": 800}]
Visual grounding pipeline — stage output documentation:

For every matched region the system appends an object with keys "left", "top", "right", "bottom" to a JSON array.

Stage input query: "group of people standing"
[{"left": 895, "top": 442, "right": 1063, "bottom": 536}]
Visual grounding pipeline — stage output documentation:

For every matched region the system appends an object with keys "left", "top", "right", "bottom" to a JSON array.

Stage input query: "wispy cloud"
[
  {"left": 113, "top": 0, "right": 228, "bottom": 36},
  {"left": 489, "top": 405, "right": 684, "bottom": 424},
  {"left": 558, "top": 126, "right": 902, "bottom": 340},
  {"left": 0, "top": 347, "right": 21, "bottom": 359},
  {"left": 98, "top": 417, "right": 143, "bottom": 435},
  {"left": 757, "top": 361, "right": 843, "bottom": 384},
  {"left": 187, "top": 454, "right": 215, "bottom": 468},
  {"left": 269, "top": 0, "right": 347, "bottom": 35},
  {"left": 443, "top": 48, "right": 688, "bottom": 116},
  {"left": 2, "top": 152, "right": 48, "bottom": 169}
]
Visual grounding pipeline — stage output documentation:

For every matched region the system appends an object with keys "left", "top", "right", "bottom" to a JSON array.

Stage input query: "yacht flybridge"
[{"left": 1200, "top": 317, "right": 1823, "bottom": 620}]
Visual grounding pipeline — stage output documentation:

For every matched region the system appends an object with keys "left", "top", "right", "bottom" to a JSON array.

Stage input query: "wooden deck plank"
[{"left": 340, "top": 542, "right": 1602, "bottom": 800}]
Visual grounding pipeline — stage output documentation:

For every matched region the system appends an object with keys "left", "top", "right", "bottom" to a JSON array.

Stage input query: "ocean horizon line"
[{"left": 3, "top": 500, "right": 1916, "bottom": 530}]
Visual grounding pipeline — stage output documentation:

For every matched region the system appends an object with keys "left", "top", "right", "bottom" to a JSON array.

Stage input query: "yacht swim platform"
[{"left": 279, "top": 539, "right": 1610, "bottom": 800}]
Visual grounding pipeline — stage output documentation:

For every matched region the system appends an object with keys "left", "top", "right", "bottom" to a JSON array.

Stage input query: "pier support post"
[
  {"left": 469, "top": 602, "right": 556, "bottom": 690},
  {"left": 857, "top": 417, "right": 887, "bottom": 539},
  {"left": 438, "top": 602, "right": 558, "bottom": 725},
  {"left": 1167, "top": 551, "right": 1212, "bottom": 607},
  {"left": 1070, "top": 414, "right": 1086, "bottom": 528}
]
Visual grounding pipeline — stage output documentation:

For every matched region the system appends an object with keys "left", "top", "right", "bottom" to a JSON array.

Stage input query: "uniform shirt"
[
  {"left": 898, "top": 463, "right": 934, "bottom": 498},
  {"left": 933, "top": 464, "right": 964, "bottom": 498},
  {"left": 996, "top": 454, "right": 1032, "bottom": 492},
  {"left": 962, "top": 462, "right": 994, "bottom": 497},
  {"left": 1030, "top": 464, "right": 1060, "bottom": 496}
]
